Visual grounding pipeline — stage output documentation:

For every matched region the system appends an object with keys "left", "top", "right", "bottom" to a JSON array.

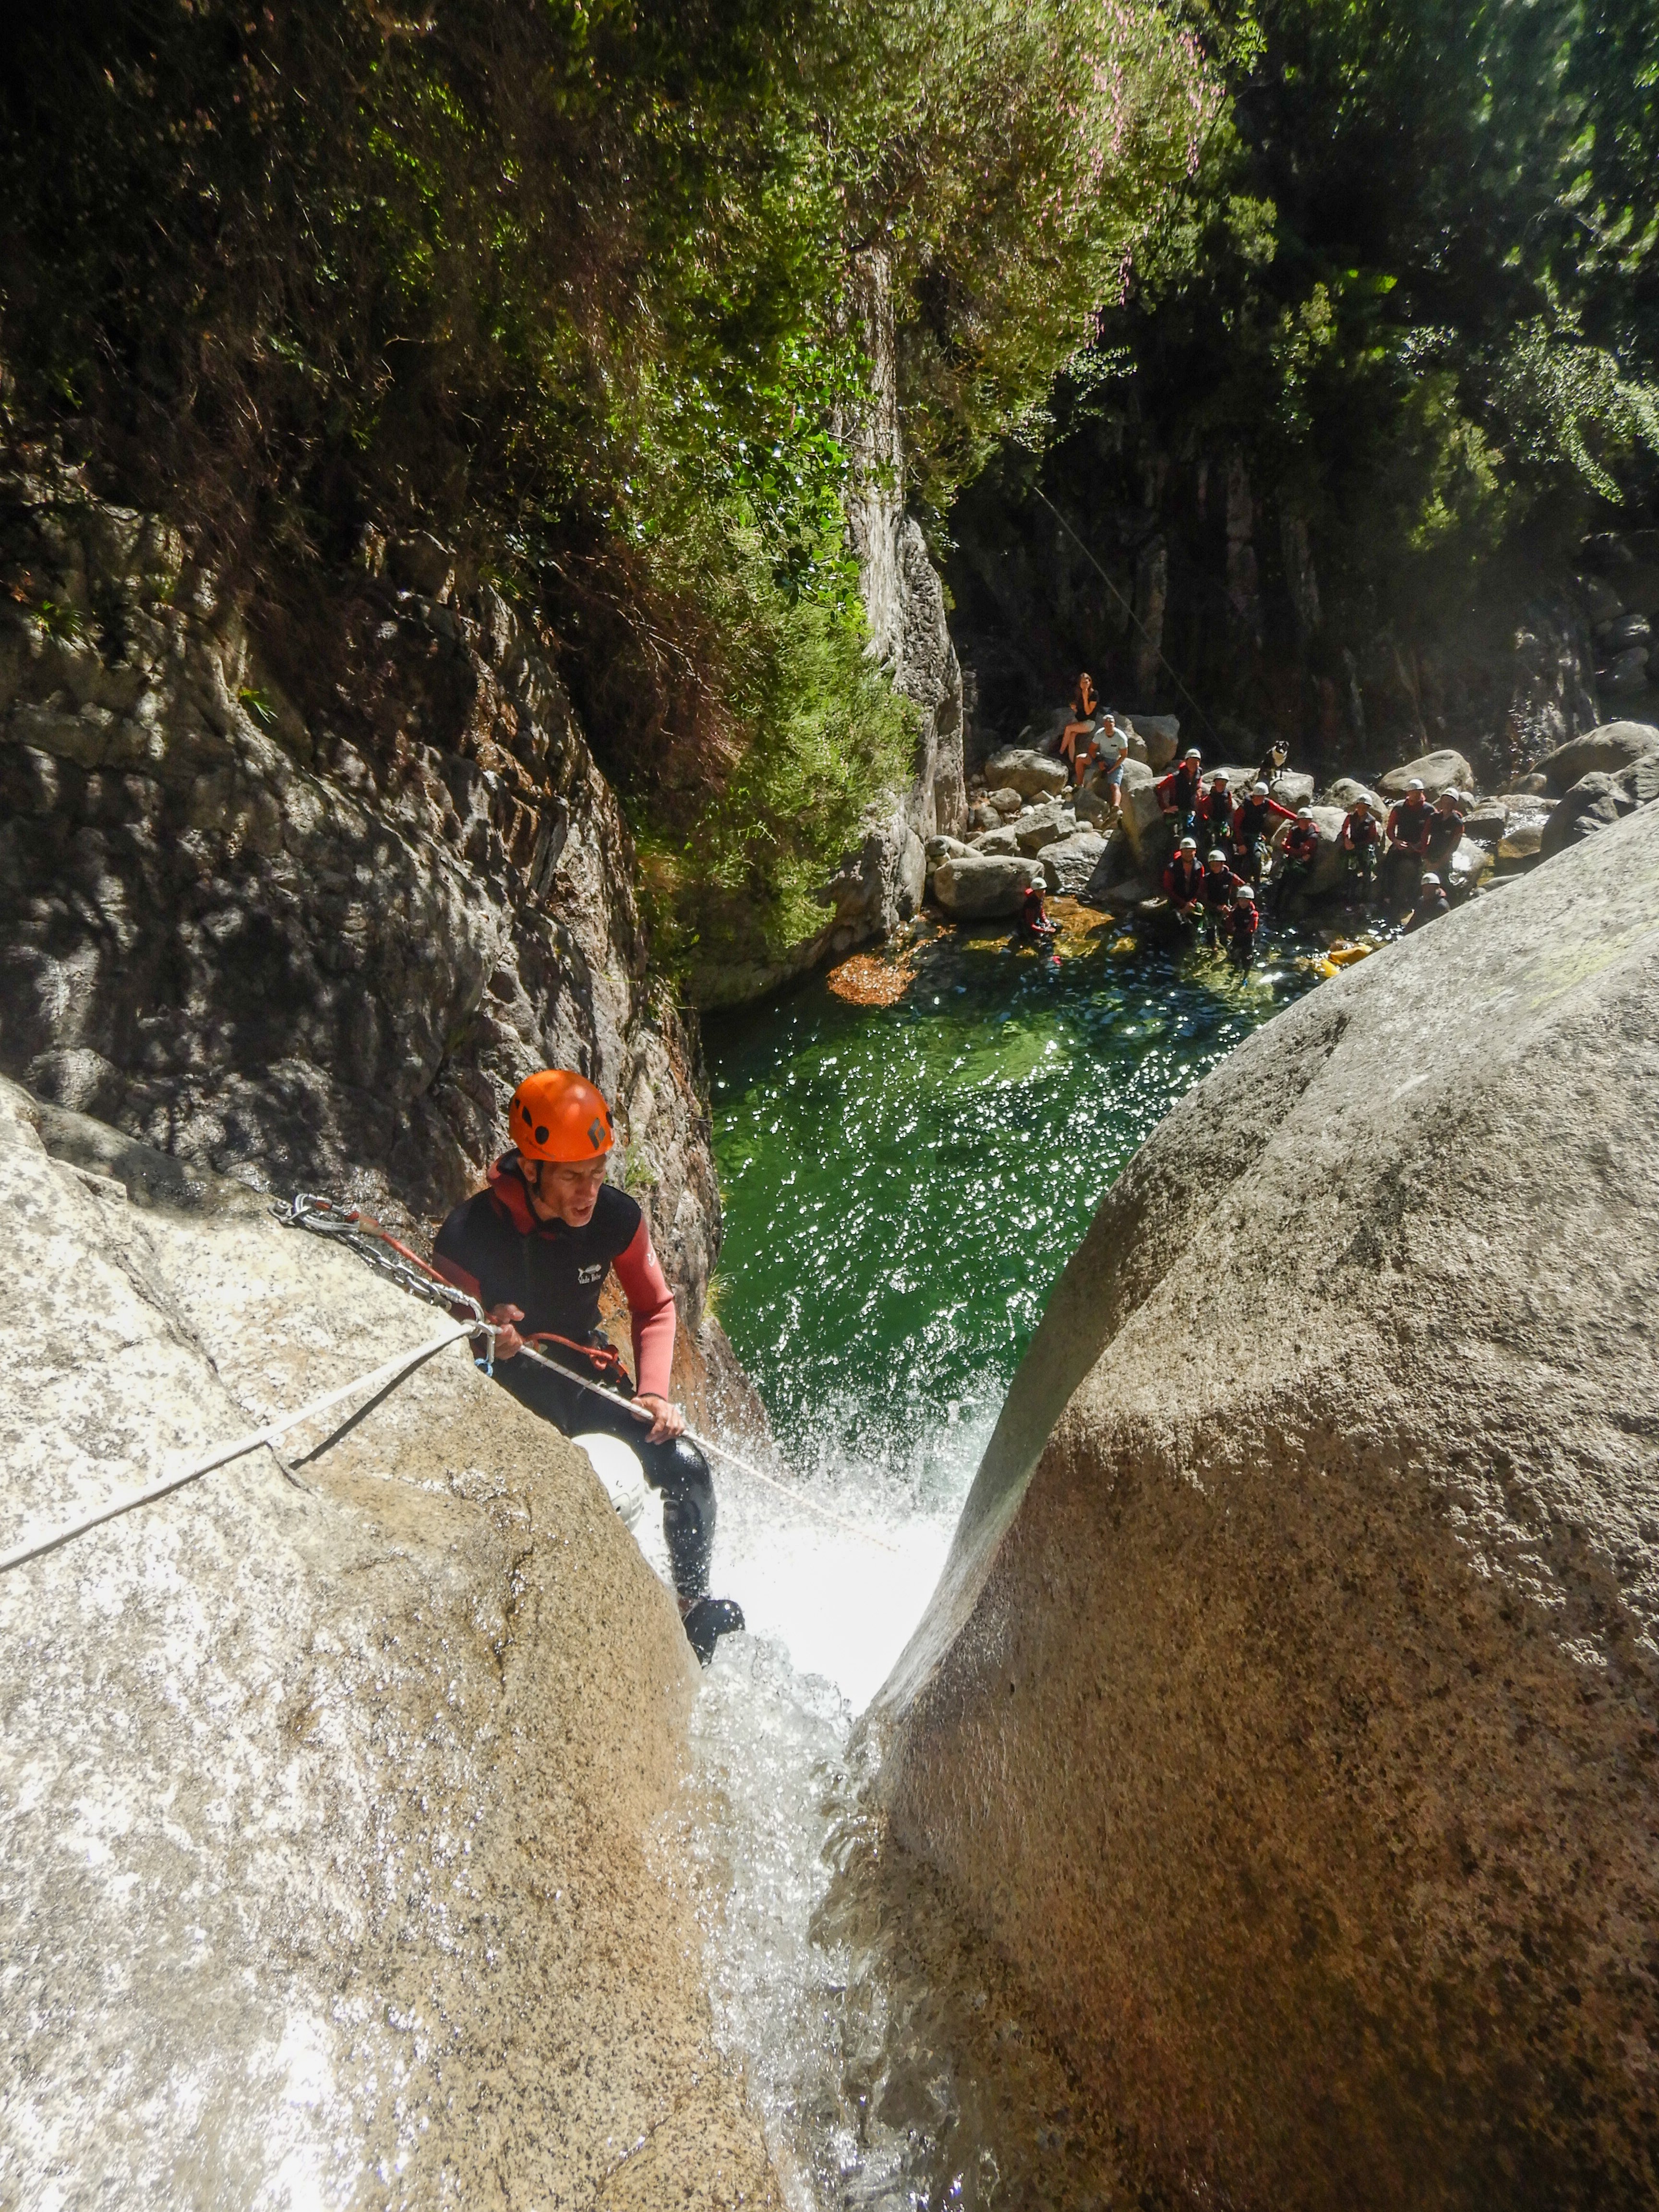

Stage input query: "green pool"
[{"left": 704, "top": 919, "right": 1316, "bottom": 1497}]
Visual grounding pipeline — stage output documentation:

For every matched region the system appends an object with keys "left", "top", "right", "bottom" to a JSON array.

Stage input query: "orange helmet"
[{"left": 508, "top": 1069, "right": 614, "bottom": 1163}]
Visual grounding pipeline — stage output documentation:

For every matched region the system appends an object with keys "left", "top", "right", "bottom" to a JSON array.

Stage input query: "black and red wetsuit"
[
  {"left": 1280, "top": 821, "right": 1321, "bottom": 868},
  {"left": 1341, "top": 807, "right": 1381, "bottom": 852},
  {"left": 1226, "top": 900, "right": 1262, "bottom": 967},
  {"left": 1230, "top": 793, "right": 1294, "bottom": 878},
  {"left": 433, "top": 1154, "right": 713, "bottom": 1598},
  {"left": 1163, "top": 853, "right": 1204, "bottom": 908},
  {"left": 1197, "top": 783, "right": 1234, "bottom": 842},
  {"left": 1424, "top": 807, "right": 1465, "bottom": 873},
  {"left": 1385, "top": 798, "right": 1434, "bottom": 856},
  {"left": 1157, "top": 763, "right": 1203, "bottom": 832}
]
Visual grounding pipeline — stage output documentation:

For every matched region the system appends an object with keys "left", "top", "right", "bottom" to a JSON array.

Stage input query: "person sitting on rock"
[
  {"left": 1229, "top": 780, "right": 1296, "bottom": 883},
  {"left": 1384, "top": 779, "right": 1435, "bottom": 903},
  {"left": 1402, "top": 871, "right": 1451, "bottom": 932},
  {"left": 1226, "top": 881, "right": 1262, "bottom": 970},
  {"left": 1019, "top": 881, "right": 1058, "bottom": 941},
  {"left": 1095, "top": 729, "right": 1130, "bottom": 818},
  {"left": 1341, "top": 796, "right": 1382, "bottom": 899},
  {"left": 1271, "top": 806, "right": 1322, "bottom": 916},
  {"left": 432, "top": 1068, "right": 744, "bottom": 1667},
  {"left": 1197, "top": 769, "right": 1234, "bottom": 845},
  {"left": 1423, "top": 789, "right": 1467, "bottom": 887},
  {"left": 1060, "top": 685, "right": 1102, "bottom": 775},
  {"left": 1163, "top": 836, "right": 1205, "bottom": 926},
  {"left": 1157, "top": 747, "right": 1205, "bottom": 837},
  {"left": 1200, "top": 847, "right": 1240, "bottom": 946}
]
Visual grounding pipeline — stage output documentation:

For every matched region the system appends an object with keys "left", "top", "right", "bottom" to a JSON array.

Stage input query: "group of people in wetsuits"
[{"left": 1032, "top": 675, "right": 1466, "bottom": 968}]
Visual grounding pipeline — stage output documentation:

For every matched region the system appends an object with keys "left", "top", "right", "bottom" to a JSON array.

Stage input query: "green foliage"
[
  {"left": 0, "top": 0, "right": 1208, "bottom": 983},
  {"left": 1063, "top": 0, "right": 1659, "bottom": 648},
  {"left": 637, "top": 513, "right": 918, "bottom": 981}
]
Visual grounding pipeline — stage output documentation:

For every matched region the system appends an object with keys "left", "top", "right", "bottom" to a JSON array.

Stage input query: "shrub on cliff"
[{"left": 0, "top": 0, "right": 1210, "bottom": 975}]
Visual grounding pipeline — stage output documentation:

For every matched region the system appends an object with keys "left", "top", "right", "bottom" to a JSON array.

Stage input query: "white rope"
[
  {"left": 0, "top": 1320, "right": 477, "bottom": 1576},
  {"left": 515, "top": 1344, "right": 902, "bottom": 1557}
]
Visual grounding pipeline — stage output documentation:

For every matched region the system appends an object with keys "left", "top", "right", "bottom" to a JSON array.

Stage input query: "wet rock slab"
[{"left": 0, "top": 1078, "right": 775, "bottom": 2211}]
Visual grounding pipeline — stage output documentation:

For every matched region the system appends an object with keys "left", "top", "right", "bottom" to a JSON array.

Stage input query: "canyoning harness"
[{"left": 276, "top": 1194, "right": 897, "bottom": 1552}]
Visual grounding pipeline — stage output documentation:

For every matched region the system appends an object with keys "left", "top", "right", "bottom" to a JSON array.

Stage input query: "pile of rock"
[
  {"left": 1583, "top": 531, "right": 1659, "bottom": 703},
  {"left": 936, "top": 708, "right": 1659, "bottom": 931}
]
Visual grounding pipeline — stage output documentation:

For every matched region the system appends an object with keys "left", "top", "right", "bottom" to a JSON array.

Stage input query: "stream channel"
[{"left": 648, "top": 914, "right": 1317, "bottom": 2208}]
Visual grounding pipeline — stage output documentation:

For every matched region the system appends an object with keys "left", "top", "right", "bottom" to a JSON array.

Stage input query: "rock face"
[
  {"left": 0, "top": 1078, "right": 774, "bottom": 2210},
  {"left": 875, "top": 805, "right": 1659, "bottom": 2212},
  {"left": 836, "top": 252, "right": 968, "bottom": 919},
  {"left": 1377, "top": 747, "right": 1474, "bottom": 797},
  {"left": 932, "top": 853, "right": 1040, "bottom": 918},
  {"left": 0, "top": 459, "right": 719, "bottom": 1318},
  {"left": 1537, "top": 718, "right": 1659, "bottom": 793},
  {"left": 982, "top": 745, "right": 1070, "bottom": 800}
]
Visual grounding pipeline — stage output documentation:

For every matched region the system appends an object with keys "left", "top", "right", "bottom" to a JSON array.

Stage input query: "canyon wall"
[
  {"left": 874, "top": 802, "right": 1659, "bottom": 2210},
  {"left": 0, "top": 449, "right": 718, "bottom": 1309}
]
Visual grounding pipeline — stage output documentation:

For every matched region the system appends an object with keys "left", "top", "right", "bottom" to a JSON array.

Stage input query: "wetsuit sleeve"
[
  {"left": 431, "top": 1203, "right": 484, "bottom": 1303},
  {"left": 613, "top": 1222, "right": 677, "bottom": 1398}
]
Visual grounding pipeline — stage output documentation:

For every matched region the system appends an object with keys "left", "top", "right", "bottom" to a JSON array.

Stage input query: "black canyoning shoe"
[{"left": 682, "top": 1595, "right": 745, "bottom": 1667}]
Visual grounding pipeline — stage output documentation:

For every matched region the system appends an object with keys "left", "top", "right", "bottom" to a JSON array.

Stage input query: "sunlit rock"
[{"left": 875, "top": 805, "right": 1659, "bottom": 2212}]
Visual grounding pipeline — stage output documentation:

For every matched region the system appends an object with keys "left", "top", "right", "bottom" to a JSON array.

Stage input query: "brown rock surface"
[
  {"left": 874, "top": 804, "right": 1659, "bottom": 2211},
  {"left": 0, "top": 1077, "right": 775, "bottom": 2210}
]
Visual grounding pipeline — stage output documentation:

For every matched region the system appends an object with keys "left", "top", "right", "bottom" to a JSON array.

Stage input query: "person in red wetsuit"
[
  {"left": 1157, "top": 747, "right": 1205, "bottom": 838},
  {"left": 1271, "top": 805, "right": 1322, "bottom": 915},
  {"left": 1226, "top": 881, "right": 1262, "bottom": 969},
  {"left": 432, "top": 1067, "right": 743, "bottom": 1664},
  {"left": 1163, "top": 836, "right": 1205, "bottom": 928},
  {"left": 1230, "top": 781, "right": 1295, "bottom": 882},
  {"left": 1199, "top": 847, "right": 1239, "bottom": 946},
  {"left": 1196, "top": 770, "right": 1234, "bottom": 845}
]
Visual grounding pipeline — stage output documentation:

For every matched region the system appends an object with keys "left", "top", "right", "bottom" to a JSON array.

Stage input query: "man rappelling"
[{"left": 432, "top": 1068, "right": 745, "bottom": 1665}]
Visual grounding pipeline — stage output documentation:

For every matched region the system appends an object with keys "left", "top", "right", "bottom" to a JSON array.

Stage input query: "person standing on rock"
[
  {"left": 432, "top": 1069, "right": 745, "bottom": 1666},
  {"left": 1340, "top": 796, "right": 1382, "bottom": 901},
  {"left": 1197, "top": 770, "right": 1234, "bottom": 847},
  {"left": 1200, "top": 848, "right": 1240, "bottom": 946},
  {"left": 1383, "top": 779, "right": 1435, "bottom": 905},
  {"left": 1271, "top": 807, "right": 1322, "bottom": 917},
  {"left": 1229, "top": 781, "right": 1295, "bottom": 884},
  {"left": 1157, "top": 747, "right": 1205, "bottom": 838}
]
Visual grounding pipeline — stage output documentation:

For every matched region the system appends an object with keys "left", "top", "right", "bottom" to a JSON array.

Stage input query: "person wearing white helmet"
[
  {"left": 1271, "top": 804, "right": 1323, "bottom": 916},
  {"left": 1403, "top": 870, "right": 1451, "bottom": 933},
  {"left": 1229, "top": 778, "right": 1296, "bottom": 885},
  {"left": 1196, "top": 769, "right": 1234, "bottom": 845},
  {"left": 1225, "top": 878, "right": 1262, "bottom": 970},
  {"left": 1199, "top": 845, "right": 1241, "bottom": 946},
  {"left": 1163, "top": 833, "right": 1205, "bottom": 926},
  {"left": 1424, "top": 787, "right": 1467, "bottom": 885},
  {"left": 1156, "top": 745, "right": 1205, "bottom": 839},
  {"left": 1340, "top": 793, "right": 1382, "bottom": 902},
  {"left": 1384, "top": 777, "right": 1435, "bottom": 907}
]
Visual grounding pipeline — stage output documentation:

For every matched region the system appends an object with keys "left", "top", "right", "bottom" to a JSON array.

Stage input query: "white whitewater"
[{"left": 626, "top": 1411, "right": 1126, "bottom": 2212}]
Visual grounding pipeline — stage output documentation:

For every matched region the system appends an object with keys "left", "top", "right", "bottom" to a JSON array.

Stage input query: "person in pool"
[{"left": 432, "top": 1068, "right": 745, "bottom": 1666}]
